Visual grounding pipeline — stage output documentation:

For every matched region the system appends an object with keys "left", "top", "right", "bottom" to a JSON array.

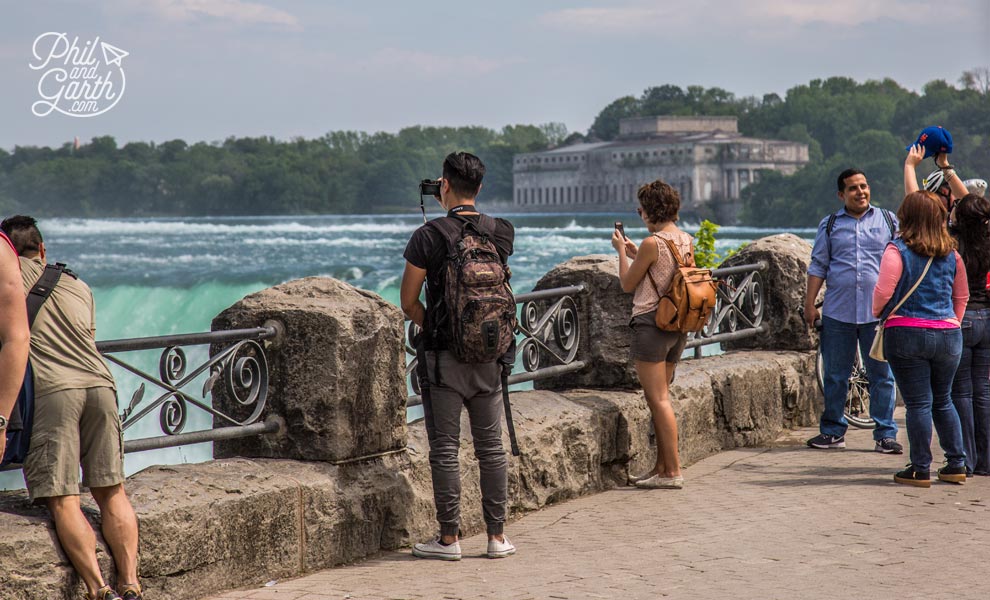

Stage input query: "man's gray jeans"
[{"left": 421, "top": 350, "right": 508, "bottom": 537}]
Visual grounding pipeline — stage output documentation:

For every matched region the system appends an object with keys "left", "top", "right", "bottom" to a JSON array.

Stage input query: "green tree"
[
  {"left": 693, "top": 220, "right": 721, "bottom": 268},
  {"left": 588, "top": 96, "right": 641, "bottom": 140}
]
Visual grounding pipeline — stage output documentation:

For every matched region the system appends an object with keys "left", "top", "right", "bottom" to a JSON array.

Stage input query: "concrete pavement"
[{"left": 209, "top": 408, "right": 990, "bottom": 600}]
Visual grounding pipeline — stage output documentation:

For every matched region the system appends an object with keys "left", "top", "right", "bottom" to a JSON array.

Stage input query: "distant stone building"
[{"left": 512, "top": 116, "right": 809, "bottom": 223}]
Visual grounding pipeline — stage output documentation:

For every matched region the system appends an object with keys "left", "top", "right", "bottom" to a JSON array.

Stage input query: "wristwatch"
[{"left": 0, "top": 414, "right": 7, "bottom": 431}]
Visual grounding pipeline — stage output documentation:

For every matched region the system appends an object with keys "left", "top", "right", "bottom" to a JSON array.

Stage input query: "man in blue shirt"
[{"left": 803, "top": 168, "right": 903, "bottom": 453}]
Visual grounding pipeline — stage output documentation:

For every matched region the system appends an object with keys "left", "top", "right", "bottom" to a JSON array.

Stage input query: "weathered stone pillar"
[
  {"left": 721, "top": 233, "right": 817, "bottom": 351},
  {"left": 530, "top": 254, "right": 639, "bottom": 390},
  {"left": 211, "top": 277, "right": 406, "bottom": 461}
]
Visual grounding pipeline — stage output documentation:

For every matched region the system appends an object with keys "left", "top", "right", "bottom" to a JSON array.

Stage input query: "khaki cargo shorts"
[{"left": 23, "top": 386, "right": 125, "bottom": 502}]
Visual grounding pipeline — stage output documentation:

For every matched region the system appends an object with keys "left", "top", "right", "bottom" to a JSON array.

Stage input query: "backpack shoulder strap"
[
  {"left": 424, "top": 217, "right": 465, "bottom": 254},
  {"left": 475, "top": 214, "right": 497, "bottom": 237},
  {"left": 825, "top": 212, "right": 838, "bottom": 236},
  {"left": 658, "top": 235, "right": 686, "bottom": 267},
  {"left": 881, "top": 208, "right": 896, "bottom": 238},
  {"left": 475, "top": 214, "right": 512, "bottom": 264},
  {"left": 27, "top": 263, "right": 66, "bottom": 329},
  {"left": 645, "top": 234, "right": 685, "bottom": 292},
  {"left": 824, "top": 211, "right": 840, "bottom": 258}
]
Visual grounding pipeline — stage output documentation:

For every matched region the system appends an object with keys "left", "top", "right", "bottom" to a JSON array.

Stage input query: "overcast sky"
[{"left": 1, "top": 0, "right": 988, "bottom": 150}]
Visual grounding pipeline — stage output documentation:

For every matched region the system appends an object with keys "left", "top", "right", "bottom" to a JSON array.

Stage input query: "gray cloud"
[{"left": 119, "top": 0, "right": 301, "bottom": 29}]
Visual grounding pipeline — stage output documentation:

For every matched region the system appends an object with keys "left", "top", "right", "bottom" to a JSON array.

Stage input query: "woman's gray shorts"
[{"left": 630, "top": 311, "right": 688, "bottom": 363}]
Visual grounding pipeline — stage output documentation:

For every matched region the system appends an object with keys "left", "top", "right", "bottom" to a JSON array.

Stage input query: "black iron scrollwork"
[
  {"left": 159, "top": 393, "right": 187, "bottom": 435},
  {"left": 102, "top": 332, "right": 271, "bottom": 437},
  {"left": 159, "top": 346, "right": 186, "bottom": 384},
  {"left": 691, "top": 265, "right": 765, "bottom": 345},
  {"left": 517, "top": 295, "right": 581, "bottom": 372}
]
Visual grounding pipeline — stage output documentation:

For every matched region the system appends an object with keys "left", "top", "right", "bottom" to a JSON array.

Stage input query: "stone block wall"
[
  {"left": 210, "top": 277, "right": 407, "bottom": 462},
  {"left": 0, "top": 351, "right": 819, "bottom": 600},
  {"left": 720, "top": 233, "right": 817, "bottom": 352}
]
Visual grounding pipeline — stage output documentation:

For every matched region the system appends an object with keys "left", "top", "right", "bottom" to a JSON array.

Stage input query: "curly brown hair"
[
  {"left": 637, "top": 179, "right": 680, "bottom": 224},
  {"left": 897, "top": 191, "right": 956, "bottom": 257}
]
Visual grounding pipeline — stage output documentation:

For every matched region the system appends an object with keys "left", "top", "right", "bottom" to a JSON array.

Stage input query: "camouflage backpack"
[{"left": 427, "top": 214, "right": 516, "bottom": 363}]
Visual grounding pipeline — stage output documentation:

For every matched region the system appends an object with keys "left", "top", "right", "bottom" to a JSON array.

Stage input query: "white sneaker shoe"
[
  {"left": 628, "top": 470, "right": 656, "bottom": 484},
  {"left": 635, "top": 474, "right": 684, "bottom": 489},
  {"left": 412, "top": 537, "right": 461, "bottom": 561},
  {"left": 487, "top": 535, "right": 516, "bottom": 558}
]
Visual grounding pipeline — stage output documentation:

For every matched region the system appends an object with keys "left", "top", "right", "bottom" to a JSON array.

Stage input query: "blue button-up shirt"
[{"left": 807, "top": 205, "right": 898, "bottom": 324}]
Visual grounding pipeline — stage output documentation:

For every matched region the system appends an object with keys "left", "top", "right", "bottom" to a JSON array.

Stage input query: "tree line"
[
  {"left": 1, "top": 69, "right": 987, "bottom": 224},
  {"left": 0, "top": 125, "right": 564, "bottom": 217}
]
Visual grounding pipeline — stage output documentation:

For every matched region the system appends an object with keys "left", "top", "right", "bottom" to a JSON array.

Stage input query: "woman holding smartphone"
[{"left": 611, "top": 179, "right": 694, "bottom": 489}]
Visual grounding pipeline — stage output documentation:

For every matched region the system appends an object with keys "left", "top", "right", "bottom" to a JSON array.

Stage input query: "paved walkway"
[{"left": 210, "top": 409, "right": 990, "bottom": 600}]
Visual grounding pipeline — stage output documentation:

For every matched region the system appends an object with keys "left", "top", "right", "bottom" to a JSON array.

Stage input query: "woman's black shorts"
[{"left": 630, "top": 310, "right": 688, "bottom": 363}]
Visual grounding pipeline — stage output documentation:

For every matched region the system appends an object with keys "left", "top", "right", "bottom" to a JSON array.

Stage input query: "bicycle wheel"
[{"left": 815, "top": 346, "right": 875, "bottom": 429}]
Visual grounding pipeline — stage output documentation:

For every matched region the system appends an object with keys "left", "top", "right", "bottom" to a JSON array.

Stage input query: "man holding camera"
[
  {"left": 1, "top": 216, "right": 141, "bottom": 600},
  {"left": 803, "top": 170, "right": 901, "bottom": 454},
  {"left": 400, "top": 152, "right": 516, "bottom": 560}
]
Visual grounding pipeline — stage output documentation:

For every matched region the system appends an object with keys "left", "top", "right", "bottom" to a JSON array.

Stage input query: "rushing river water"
[{"left": 0, "top": 212, "right": 815, "bottom": 490}]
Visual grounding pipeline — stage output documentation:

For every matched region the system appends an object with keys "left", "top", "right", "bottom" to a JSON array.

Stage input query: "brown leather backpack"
[{"left": 646, "top": 237, "right": 717, "bottom": 333}]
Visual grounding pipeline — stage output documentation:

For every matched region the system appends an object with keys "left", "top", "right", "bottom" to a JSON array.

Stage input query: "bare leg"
[
  {"left": 47, "top": 495, "right": 105, "bottom": 598},
  {"left": 91, "top": 484, "right": 139, "bottom": 588},
  {"left": 635, "top": 359, "right": 682, "bottom": 477}
]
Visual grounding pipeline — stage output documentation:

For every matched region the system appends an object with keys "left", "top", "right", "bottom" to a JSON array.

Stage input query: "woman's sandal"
[
  {"left": 88, "top": 586, "right": 121, "bottom": 600},
  {"left": 118, "top": 583, "right": 143, "bottom": 600}
]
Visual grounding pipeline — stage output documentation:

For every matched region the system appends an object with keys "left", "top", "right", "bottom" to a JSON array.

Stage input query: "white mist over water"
[{"left": 0, "top": 214, "right": 814, "bottom": 491}]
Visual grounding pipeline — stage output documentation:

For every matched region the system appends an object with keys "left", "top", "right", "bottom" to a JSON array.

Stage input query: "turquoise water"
[{"left": 0, "top": 213, "right": 814, "bottom": 490}]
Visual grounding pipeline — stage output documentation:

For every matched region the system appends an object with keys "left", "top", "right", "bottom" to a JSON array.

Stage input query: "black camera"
[{"left": 419, "top": 179, "right": 441, "bottom": 197}]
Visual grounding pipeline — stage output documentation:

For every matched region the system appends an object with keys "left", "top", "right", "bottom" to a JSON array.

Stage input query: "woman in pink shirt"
[
  {"left": 873, "top": 191, "right": 969, "bottom": 488},
  {"left": 612, "top": 180, "right": 694, "bottom": 490}
]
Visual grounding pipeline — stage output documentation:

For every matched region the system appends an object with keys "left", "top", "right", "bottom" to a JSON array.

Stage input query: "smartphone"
[{"left": 614, "top": 221, "right": 625, "bottom": 239}]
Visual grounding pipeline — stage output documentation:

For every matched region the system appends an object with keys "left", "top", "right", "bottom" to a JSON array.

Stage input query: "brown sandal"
[
  {"left": 118, "top": 583, "right": 143, "bottom": 600},
  {"left": 88, "top": 586, "right": 121, "bottom": 600}
]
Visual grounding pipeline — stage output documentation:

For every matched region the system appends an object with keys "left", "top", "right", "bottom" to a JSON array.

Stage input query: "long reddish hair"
[{"left": 896, "top": 191, "right": 955, "bottom": 257}]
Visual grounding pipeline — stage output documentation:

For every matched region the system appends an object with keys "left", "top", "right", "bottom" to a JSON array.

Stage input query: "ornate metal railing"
[
  {"left": 406, "top": 284, "right": 587, "bottom": 407},
  {"left": 1, "top": 326, "right": 281, "bottom": 472},
  {"left": 685, "top": 261, "right": 767, "bottom": 357},
  {"left": 97, "top": 326, "right": 281, "bottom": 454}
]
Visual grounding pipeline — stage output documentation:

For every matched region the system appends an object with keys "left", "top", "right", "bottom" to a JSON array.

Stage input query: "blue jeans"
[
  {"left": 820, "top": 316, "right": 898, "bottom": 440},
  {"left": 885, "top": 326, "right": 966, "bottom": 471},
  {"left": 950, "top": 308, "right": 990, "bottom": 474}
]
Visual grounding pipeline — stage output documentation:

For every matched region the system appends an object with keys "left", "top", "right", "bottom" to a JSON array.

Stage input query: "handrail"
[
  {"left": 406, "top": 284, "right": 588, "bottom": 406},
  {"left": 686, "top": 261, "right": 767, "bottom": 357},
  {"left": 97, "top": 325, "right": 279, "bottom": 452},
  {"left": 97, "top": 326, "right": 277, "bottom": 353}
]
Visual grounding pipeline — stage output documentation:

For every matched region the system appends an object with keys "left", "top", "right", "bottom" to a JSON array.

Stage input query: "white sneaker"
[
  {"left": 487, "top": 535, "right": 516, "bottom": 559},
  {"left": 412, "top": 537, "right": 461, "bottom": 561},
  {"left": 628, "top": 470, "right": 656, "bottom": 484},
  {"left": 635, "top": 474, "right": 684, "bottom": 489}
]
